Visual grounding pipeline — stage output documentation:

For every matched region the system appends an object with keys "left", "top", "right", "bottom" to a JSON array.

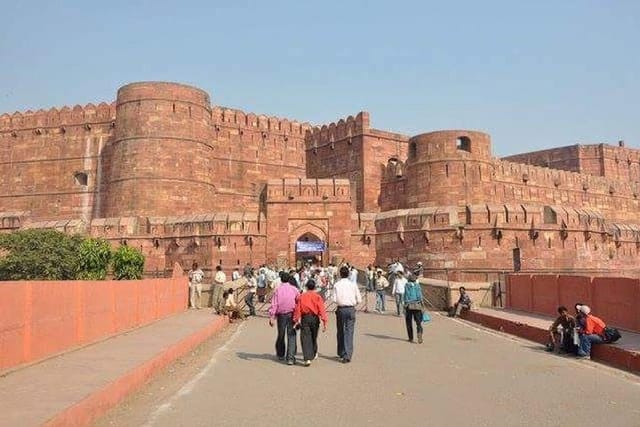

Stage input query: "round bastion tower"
[
  {"left": 404, "top": 130, "right": 492, "bottom": 207},
  {"left": 102, "top": 82, "right": 215, "bottom": 217}
]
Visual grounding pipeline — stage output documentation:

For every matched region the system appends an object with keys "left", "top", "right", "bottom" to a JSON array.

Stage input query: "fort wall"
[
  {"left": 305, "top": 112, "right": 409, "bottom": 212},
  {"left": 0, "top": 103, "right": 115, "bottom": 223},
  {"left": 103, "top": 82, "right": 215, "bottom": 217},
  {"left": 265, "top": 178, "right": 352, "bottom": 267},
  {"left": 209, "top": 106, "right": 309, "bottom": 210},
  {"left": 2, "top": 81, "right": 639, "bottom": 278},
  {"left": 503, "top": 141, "right": 640, "bottom": 183}
]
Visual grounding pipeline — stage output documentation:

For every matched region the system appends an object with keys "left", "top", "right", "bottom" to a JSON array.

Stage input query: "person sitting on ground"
[
  {"left": 223, "top": 288, "right": 245, "bottom": 322},
  {"left": 546, "top": 306, "right": 576, "bottom": 353},
  {"left": 575, "top": 305, "right": 606, "bottom": 358},
  {"left": 449, "top": 287, "right": 472, "bottom": 317}
]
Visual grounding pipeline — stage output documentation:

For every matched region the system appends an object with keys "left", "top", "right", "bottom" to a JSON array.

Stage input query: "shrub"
[
  {"left": 77, "top": 238, "right": 112, "bottom": 280},
  {"left": 112, "top": 245, "right": 145, "bottom": 280},
  {"left": 0, "top": 230, "right": 83, "bottom": 280}
]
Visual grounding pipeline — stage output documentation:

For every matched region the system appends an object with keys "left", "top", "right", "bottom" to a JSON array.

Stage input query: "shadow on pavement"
[
  {"left": 235, "top": 352, "right": 281, "bottom": 362},
  {"left": 364, "top": 333, "right": 407, "bottom": 342}
]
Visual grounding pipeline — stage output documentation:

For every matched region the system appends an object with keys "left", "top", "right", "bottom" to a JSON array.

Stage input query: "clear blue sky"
[{"left": 1, "top": 0, "right": 639, "bottom": 156}]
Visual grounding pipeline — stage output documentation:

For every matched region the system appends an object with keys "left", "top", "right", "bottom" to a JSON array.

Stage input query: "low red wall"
[
  {"left": 506, "top": 274, "right": 640, "bottom": 333},
  {"left": 0, "top": 273, "right": 188, "bottom": 371}
]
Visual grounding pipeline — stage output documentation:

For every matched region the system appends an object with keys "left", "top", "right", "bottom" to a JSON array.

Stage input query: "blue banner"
[{"left": 296, "top": 240, "right": 326, "bottom": 252}]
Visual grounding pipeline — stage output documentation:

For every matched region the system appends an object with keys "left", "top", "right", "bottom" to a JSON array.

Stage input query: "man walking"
[
  {"left": 333, "top": 266, "right": 362, "bottom": 363},
  {"left": 392, "top": 270, "right": 407, "bottom": 316},
  {"left": 244, "top": 271, "right": 258, "bottom": 316},
  {"left": 268, "top": 273, "right": 300, "bottom": 365},
  {"left": 188, "top": 262, "right": 204, "bottom": 309},
  {"left": 293, "top": 279, "right": 328, "bottom": 366},
  {"left": 374, "top": 269, "right": 389, "bottom": 313}
]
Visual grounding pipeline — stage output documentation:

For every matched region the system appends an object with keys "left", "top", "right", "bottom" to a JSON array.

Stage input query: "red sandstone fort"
[{"left": 1, "top": 81, "right": 639, "bottom": 279}]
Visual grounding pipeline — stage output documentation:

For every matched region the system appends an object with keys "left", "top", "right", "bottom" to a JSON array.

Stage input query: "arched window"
[{"left": 456, "top": 136, "right": 471, "bottom": 152}]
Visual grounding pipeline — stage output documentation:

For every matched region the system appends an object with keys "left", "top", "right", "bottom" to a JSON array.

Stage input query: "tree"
[
  {"left": 0, "top": 230, "right": 83, "bottom": 280},
  {"left": 112, "top": 245, "right": 145, "bottom": 280},
  {"left": 77, "top": 238, "right": 112, "bottom": 280}
]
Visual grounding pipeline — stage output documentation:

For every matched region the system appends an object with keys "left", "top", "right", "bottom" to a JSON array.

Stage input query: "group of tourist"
[
  {"left": 547, "top": 303, "right": 621, "bottom": 358},
  {"left": 268, "top": 266, "right": 362, "bottom": 366},
  {"left": 189, "top": 259, "right": 624, "bottom": 366},
  {"left": 188, "top": 259, "right": 469, "bottom": 364}
]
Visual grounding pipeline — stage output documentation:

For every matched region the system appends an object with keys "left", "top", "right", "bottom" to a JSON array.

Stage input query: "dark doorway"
[
  {"left": 295, "top": 232, "right": 326, "bottom": 268},
  {"left": 512, "top": 248, "right": 521, "bottom": 272}
]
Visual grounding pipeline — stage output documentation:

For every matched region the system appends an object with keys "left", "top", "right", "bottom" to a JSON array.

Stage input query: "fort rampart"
[{"left": 1, "top": 81, "right": 639, "bottom": 278}]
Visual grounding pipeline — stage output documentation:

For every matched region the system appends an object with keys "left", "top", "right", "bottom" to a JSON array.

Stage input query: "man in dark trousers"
[
  {"left": 332, "top": 265, "right": 362, "bottom": 363},
  {"left": 268, "top": 273, "right": 300, "bottom": 365},
  {"left": 293, "top": 279, "right": 328, "bottom": 366}
]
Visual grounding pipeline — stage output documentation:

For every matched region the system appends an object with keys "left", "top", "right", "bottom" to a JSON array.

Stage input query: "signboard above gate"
[{"left": 296, "top": 240, "right": 326, "bottom": 252}]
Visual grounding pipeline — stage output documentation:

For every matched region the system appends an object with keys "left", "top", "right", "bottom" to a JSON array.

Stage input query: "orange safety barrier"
[
  {"left": 506, "top": 274, "right": 640, "bottom": 333},
  {"left": 0, "top": 275, "right": 188, "bottom": 371}
]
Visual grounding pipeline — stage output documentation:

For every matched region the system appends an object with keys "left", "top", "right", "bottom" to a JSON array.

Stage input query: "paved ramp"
[{"left": 120, "top": 309, "right": 640, "bottom": 427}]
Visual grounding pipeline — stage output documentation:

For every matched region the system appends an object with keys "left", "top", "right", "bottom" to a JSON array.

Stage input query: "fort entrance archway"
[
  {"left": 295, "top": 232, "right": 326, "bottom": 268},
  {"left": 290, "top": 224, "right": 328, "bottom": 268}
]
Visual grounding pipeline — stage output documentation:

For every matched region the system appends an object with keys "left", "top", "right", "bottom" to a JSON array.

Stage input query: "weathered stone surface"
[{"left": 1, "top": 81, "right": 639, "bottom": 278}]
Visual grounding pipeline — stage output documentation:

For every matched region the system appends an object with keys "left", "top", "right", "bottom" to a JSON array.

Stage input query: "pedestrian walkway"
[
  {"left": 0, "top": 310, "right": 227, "bottom": 427},
  {"left": 97, "top": 309, "right": 640, "bottom": 427},
  {"left": 462, "top": 307, "right": 640, "bottom": 373}
]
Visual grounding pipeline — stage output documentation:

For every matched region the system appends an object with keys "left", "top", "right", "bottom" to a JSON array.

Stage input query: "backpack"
[{"left": 603, "top": 327, "right": 622, "bottom": 343}]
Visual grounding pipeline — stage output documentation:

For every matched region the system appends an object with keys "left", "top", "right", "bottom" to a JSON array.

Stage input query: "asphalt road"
[{"left": 96, "top": 309, "right": 640, "bottom": 427}]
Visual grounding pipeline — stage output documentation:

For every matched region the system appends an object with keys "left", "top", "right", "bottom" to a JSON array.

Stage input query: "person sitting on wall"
[
  {"left": 545, "top": 306, "right": 576, "bottom": 353},
  {"left": 448, "top": 287, "right": 472, "bottom": 317},
  {"left": 575, "top": 305, "right": 606, "bottom": 358}
]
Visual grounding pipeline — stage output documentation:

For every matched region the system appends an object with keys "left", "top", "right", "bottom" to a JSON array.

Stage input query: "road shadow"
[
  {"left": 236, "top": 352, "right": 281, "bottom": 363},
  {"left": 364, "top": 333, "right": 407, "bottom": 342},
  {"left": 317, "top": 354, "right": 343, "bottom": 363}
]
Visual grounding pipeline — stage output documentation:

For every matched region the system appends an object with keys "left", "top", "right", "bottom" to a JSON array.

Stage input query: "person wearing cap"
[
  {"left": 374, "top": 269, "right": 389, "bottom": 313},
  {"left": 403, "top": 273, "right": 424, "bottom": 343},
  {"left": 332, "top": 265, "right": 362, "bottom": 363},
  {"left": 575, "top": 305, "right": 607, "bottom": 358},
  {"left": 392, "top": 270, "right": 407, "bottom": 316},
  {"left": 293, "top": 279, "right": 328, "bottom": 366},
  {"left": 413, "top": 261, "right": 424, "bottom": 278}
]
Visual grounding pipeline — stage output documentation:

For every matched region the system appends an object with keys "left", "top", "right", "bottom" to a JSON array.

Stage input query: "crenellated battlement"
[
  {"left": 211, "top": 107, "right": 309, "bottom": 137},
  {"left": 305, "top": 112, "right": 370, "bottom": 149},
  {"left": 265, "top": 178, "right": 351, "bottom": 202},
  {"left": 0, "top": 102, "right": 116, "bottom": 133},
  {"left": 495, "top": 158, "right": 638, "bottom": 199}
]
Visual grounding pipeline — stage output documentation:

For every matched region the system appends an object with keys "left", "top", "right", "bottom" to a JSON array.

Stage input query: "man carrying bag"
[{"left": 403, "top": 274, "right": 424, "bottom": 344}]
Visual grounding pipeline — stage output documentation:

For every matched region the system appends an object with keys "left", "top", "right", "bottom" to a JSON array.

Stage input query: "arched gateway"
[
  {"left": 265, "top": 178, "right": 353, "bottom": 269},
  {"left": 293, "top": 231, "right": 327, "bottom": 268}
]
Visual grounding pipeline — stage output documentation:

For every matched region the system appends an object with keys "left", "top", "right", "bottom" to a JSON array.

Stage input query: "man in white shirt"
[
  {"left": 392, "top": 270, "right": 407, "bottom": 316},
  {"left": 348, "top": 265, "right": 359, "bottom": 284},
  {"left": 214, "top": 265, "right": 227, "bottom": 287},
  {"left": 232, "top": 268, "right": 241, "bottom": 281},
  {"left": 188, "top": 262, "right": 204, "bottom": 309},
  {"left": 332, "top": 266, "right": 362, "bottom": 363}
]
